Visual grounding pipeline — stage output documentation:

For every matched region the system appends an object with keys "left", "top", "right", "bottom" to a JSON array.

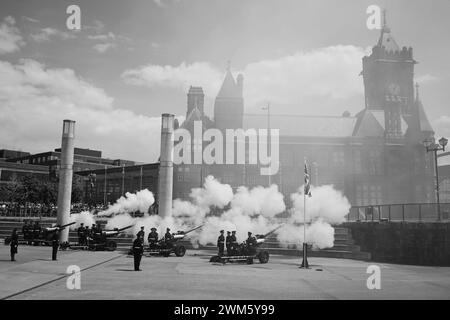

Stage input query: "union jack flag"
[{"left": 304, "top": 160, "right": 312, "bottom": 197}]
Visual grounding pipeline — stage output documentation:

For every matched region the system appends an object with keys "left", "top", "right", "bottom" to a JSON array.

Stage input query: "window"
[
  {"left": 368, "top": 150, "right": 382, "bottom": 175},
  {"left": 356, "top": 183, "right": 382, "bottom": 206},
  {"left": 332, "top": 151, "right": 345, "bottom": 167},
  {"left": 353, "top": 150, "right": 362, "bottom": 173}
]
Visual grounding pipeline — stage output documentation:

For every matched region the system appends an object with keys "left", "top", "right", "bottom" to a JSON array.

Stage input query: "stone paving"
[{"left": 1, "top": 245, "right": 449, "bottom": 300}]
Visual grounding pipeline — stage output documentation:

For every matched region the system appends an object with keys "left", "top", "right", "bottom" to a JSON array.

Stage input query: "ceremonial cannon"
[
  {"left": 63, "top": 225, "right": 134, "bottom": 251},
  {"left": 209, "top": 225, "right": 282, "bottom": 265}
]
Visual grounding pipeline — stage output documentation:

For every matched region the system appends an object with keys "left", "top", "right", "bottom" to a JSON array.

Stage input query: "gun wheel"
[
  {"left": 258, "top": 251, "right": 269, "bottom": 264},
  {"left": 246, "top": 257, "right": 254, "bottom": 264},
  {"left": 174, "top": 245, "right": 186, "bottom": 257},
  {"left": 106, "top": 241, "right": 117, "bottom": 251}
]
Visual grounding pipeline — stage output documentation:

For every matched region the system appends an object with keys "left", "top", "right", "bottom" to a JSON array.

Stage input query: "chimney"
[
  {"left": 56, "top": 119, "right": 75, "bottom": 243},
  {"left": 157, "top": 114, "right": 175, "bottom": 218}
]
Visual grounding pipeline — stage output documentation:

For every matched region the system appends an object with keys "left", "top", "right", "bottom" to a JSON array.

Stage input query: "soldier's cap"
[
  {"left": 80, "top": 223, "right": 84, "bottom": 225},
  {"left": 167, "top": 228, "right": 170, "bottom": 231},
  {"left": 220, "top": 230, "right": 224, "bottom": 233},
  {"left": 151, "top": 227, "right": 157, "bottom": 230},
  {"left": 248, "top": 232, "right": 252, "bottom": 235},
  {"left": 227, "top": 231, "right": 231, "bottom": 234},
  {"left": 232, "top": 230, "right": 236, "bottom": 233},
  {"left": 141, "top": 226, "right": 144, "bottom": 229}
]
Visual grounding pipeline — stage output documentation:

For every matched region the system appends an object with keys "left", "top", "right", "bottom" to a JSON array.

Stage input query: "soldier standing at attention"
[
  {"left": 10, "top": 228, "right": 19, "bottom": 261},
  {"left": 77, "top": 223, "right": 85, "bottom": 245},
  {"left": 51, "top": 230, "right": 59, "bottom": 261},
  {"left": 137, "top": 226, "right": 145, "bottom": 243},
  {"left": 164, "top": 228, "right": 172, "bottom": 242},
  {"left": 148, "top": 227, "right": 158, "bottom": 249},
  {"left": 84, "top": 226, "right": 90, "bottom": 247},
  {"left": 22, "top": 220, "right": 29, "bottom": 244},
  {"left": 225, "top": 231, "right": 232, "bottom": 256},
  {"left": 217, "top": 230, "right": 225, "bottom": 256},
  {"left": 230, "top": 230, "right": 238, "bottom": 256},
  {"left": 132, "top": 234, "right": 144, "bottom": 271}
]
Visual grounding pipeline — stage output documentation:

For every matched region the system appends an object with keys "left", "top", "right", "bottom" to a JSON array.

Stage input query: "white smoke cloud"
[
  {"left": 98, "top": 189, "right": 155, "bottom": 216},
  {"left": 99, "top": 177, "right": 350, "bottom": 250},
  {"left": 290, "top": 185, "right": 351, "bottom": 225},
  {"left": 69, "top": 211, "right": 96, "bottom": 230}
]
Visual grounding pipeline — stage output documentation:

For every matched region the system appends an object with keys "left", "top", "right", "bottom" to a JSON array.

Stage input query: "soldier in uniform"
[
  {"left": 164, "top": 228, "right": 172, "bottom": 242},
  {"left": 136, "top": 226, "right": 145, "bottom": 243},
  {"left": 33, "top": 221, "right": 41, "bottom": 245},
  {"left": 147, "top": 227, "right": 158, "bottom": 250},
  {"left": 77, "top": 223, "right": 85, "bottom": 245},
  {"left": 246, "top": 232, "right": 257, "bottom": 255},
  {"left": 217, "top": 230, "right": 225, "bottom": 256},
  {"left": 132, "top": 234, "right": 144, "bottom": 271},
  {"left": 230, "top": 230, "right": 238, "bottom": 256},
  {"left": 51, "top": 230, "right": 59, "bottom": 261},
  {"left": 225, "top": 231, "right": 232, "bottom": 256},
  {"left": 10, "top": 228, "right": 19, "bottom": 261},
  {"left": 84, "top": 226, "right": 90, "bottom": 247},
  {"left": 22, "top": 220, "right": 29, "bottom": 244}
]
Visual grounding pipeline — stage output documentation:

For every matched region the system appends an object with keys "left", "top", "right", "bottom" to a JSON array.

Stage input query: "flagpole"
[{"left": 300, "top": 157, "right": 309, "bottom": 268}]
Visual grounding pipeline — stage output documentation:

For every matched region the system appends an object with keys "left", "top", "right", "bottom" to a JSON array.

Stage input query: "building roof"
[
  {"left": 243, "top": 114, "right": 357, "bottom": 137},
  {"left": 353, "top": 109, "right": 385, "bottom": 137},
  {"left": 376, "top": 11, "right": 400, "bottom": 52},
  {"left": 216, "top": 69, "right": 240, "bottom": 98}
]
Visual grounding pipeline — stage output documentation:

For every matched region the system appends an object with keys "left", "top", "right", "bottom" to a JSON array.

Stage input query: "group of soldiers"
[
  {"left": 21, "top": 220, "right": 42, "bottom": 244},
  {"left": 132, "top": 226, "right": 175, "bottom": 271},
  {"left": 217, "top": 230, "right": 258, "bottom": 256},
  {"left": 11, "top": 221, "right": 61, "bottom": 262},
  {"left": 76, "top": 223, "right": 103, "bottom": 246}
]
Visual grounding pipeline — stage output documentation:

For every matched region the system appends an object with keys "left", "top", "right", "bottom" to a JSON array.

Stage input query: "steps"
[{"left": 0, "top": 218, "right": 371, "bottom": 260}]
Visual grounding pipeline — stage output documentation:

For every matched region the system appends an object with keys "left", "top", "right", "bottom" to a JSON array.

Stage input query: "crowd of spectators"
[{"left": 0, "top": 202, "right": 109, "bottom": 217}]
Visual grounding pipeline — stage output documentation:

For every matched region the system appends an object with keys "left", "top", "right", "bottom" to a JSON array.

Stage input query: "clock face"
[{"left": 388, "top": 83, "right": 401, "bottom": 95}]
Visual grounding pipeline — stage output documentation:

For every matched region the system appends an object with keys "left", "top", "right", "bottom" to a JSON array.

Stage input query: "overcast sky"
[{"left": 0, "top": 0, "right": 449, "bottom": 163}]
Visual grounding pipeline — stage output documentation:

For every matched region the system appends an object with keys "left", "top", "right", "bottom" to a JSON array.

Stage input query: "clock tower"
[{"left": 361, "top": 11, "right": 419, "bottom": 138}]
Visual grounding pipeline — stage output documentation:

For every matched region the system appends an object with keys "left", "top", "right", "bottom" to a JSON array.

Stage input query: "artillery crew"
[
  {"left": 230, "top": 231, "right": 238, "bottom": 255},
  {"left": 22, "top": 220, "right": 30, "bottom": 244},
  {"left": 148, "top": 227, "right": 158, "bottom": 249},
  {"left": 225, "top": 231, "right": 232, "bottom": 256},
  {"left": 77, "top": 223, "right": 85, "bottom": 245},
  {"left": 246, "top": 232, "right": 257, "bottom": 255},
  {"left": 10, "top": 228, "right": 18, "bottom": 261},
  {"left": 51, "top": 229, "right": 59, "bottom": 261},
  {"left": 84, "top": 226, "right": 90, "bottom": 246},
  {"left": 137, "top": 226, "right": 145, "bottom": 244},
  {"left": 164, "top": 228, "right": 172, "bottom": 242},
  {"left": 33, "top": 221, "right": 41, "bottom": 244},
  {"left": 132, "top": 234, "right": 144, "bottom": 271},
  {"left": 217, "top": 230, "right": 225, "bottom": 256}
]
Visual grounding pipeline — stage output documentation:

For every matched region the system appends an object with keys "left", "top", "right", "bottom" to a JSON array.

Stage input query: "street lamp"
[
  {"left": 423, "top": 136, "right": 448, "bottom": 220},
  {"left": 262, "top": 103, "right": 271, "bottom": 186}
]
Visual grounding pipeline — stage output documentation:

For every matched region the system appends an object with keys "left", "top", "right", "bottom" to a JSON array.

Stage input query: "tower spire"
[
  {"left": 415, "top": 82, "right": 420, "bottom": 102},
  {"left": 226, "top": 60, "right": 231, "bottom": 72}
]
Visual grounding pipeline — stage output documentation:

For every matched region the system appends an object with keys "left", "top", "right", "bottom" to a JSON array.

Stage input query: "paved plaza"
[{"left": 0, "top": 245, "right": 449, "bottom": 300}]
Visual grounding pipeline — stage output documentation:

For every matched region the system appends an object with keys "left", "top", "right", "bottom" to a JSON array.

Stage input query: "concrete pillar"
[
  {"left": 56, "top": 120, "right": 75, "bottom": 242},
  {"left": 158, "top": 114, "right": 174, "bottom": 218}
]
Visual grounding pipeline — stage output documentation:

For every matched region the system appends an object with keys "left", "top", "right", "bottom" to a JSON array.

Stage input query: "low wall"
[{"left": 343, "top": 222, "right": 450, "bottom": 266}]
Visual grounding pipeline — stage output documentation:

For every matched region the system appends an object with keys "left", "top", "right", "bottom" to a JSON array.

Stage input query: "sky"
[{"left": 0, "top": 0, "right": 449, "bottom": 163}]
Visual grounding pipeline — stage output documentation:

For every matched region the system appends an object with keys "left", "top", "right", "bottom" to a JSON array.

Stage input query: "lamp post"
[
  {"left": 262, "top": 103, "right": 271, "bottom": 186},
  {"left": 423, "top": 136, "right": 448, "bottom": 221}
]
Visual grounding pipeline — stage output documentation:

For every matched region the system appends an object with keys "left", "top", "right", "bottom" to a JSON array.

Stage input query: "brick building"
[{"left": 174, "top": 17, "right": 437, "bottom": 207}]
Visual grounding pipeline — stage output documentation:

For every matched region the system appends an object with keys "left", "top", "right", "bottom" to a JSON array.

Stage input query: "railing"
[{"left": 347, "top": 203, "right": 450, "bottom": 222}]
